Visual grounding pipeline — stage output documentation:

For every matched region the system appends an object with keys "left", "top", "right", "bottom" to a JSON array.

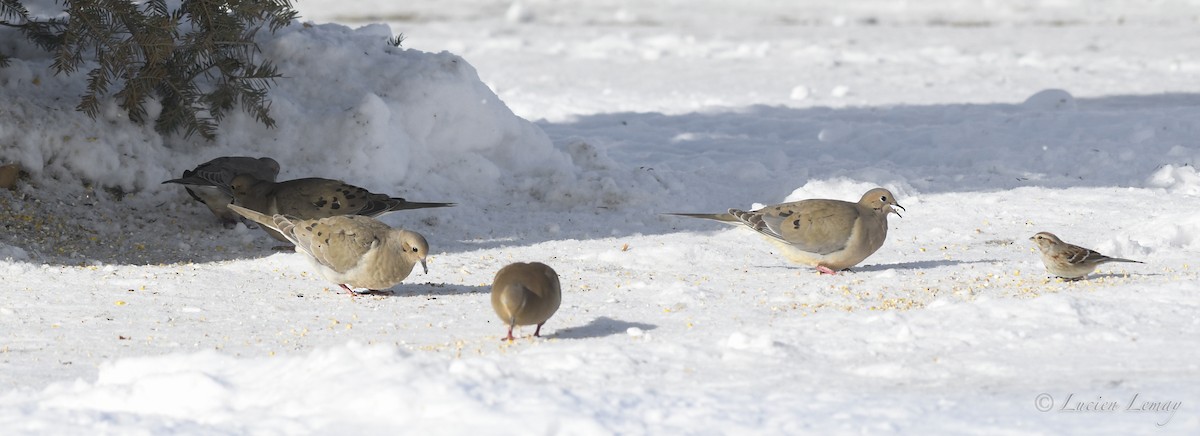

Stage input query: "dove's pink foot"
[
  {"left": 502, "top": 326, "right": 515, "bottom": 342},
  {"left": 816, "top": 265, "right": 838, "bottom": 275},
  {"left": 338, "top": 284, "right": 359, "bottom": 297},
  {"left": 534, "top": 323, "right": 545, "bottom": 338}
]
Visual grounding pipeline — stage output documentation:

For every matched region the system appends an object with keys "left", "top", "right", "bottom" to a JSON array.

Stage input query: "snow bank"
[
  {"left": 1, "top": 343, "right": 608, "bottom": 435},
  {"left": 0, "top": 22, "right": 587, "bottom": 206},
  {"left": 1021, "top": 89, "right": 1077, "bottom": 111},
  {"left": 1147, "top": 164, "right": 1200, "bottom": 196}
]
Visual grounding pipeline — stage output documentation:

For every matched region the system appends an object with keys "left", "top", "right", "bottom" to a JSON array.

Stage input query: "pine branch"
[
  {"left": 4, "top": 0, "right": 298, "bottom": 140},
  {"left": 1, "top": 1, "right": 65, "bottom": 65},
  {"left": 388, "top": 34, "right": 405, "bottom": 48},
  {"left": 0, "top": 0, "right": 29, "bottom": 22}
]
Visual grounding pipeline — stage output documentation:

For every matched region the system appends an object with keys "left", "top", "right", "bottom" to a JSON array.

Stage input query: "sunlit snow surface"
[{"left": 1, "top": 0, "right": 1198, "bottom": 433}]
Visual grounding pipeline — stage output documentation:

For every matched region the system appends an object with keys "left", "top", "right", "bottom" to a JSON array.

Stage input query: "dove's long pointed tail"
[
  {"left": 663, "top": 212, "right": 740, "bottom": 223},
  {"left": 1106, "top": 257, "right": 1143, "bottom": 264},
  {"left": 393, "top": 201, "right": 456, "bottom": 211},
  {"left": 228, "top": 204, "right": 304, "bottom": 248},
  {"left": 227, "top": 204, "right": 282, "bottom": 232},
  {"left": 161, "top": 171, "right": 213, "bottom": 187},
  {"left": 364, "top": 200, "right": 456, "bottom": 218}
]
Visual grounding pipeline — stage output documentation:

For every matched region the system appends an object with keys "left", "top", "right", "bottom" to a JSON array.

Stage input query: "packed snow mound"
[
  {"left": 247, "top": 23, "right": 575, "bottom": 202},
  {"left": 0, "top": 22, "right": 584, "bottom": 205},
  {"left": 1021, "top": 89, "right": 1076, "bottom": 111},
  {"left": 1147, "top": 164, "right": 1200, "bottom": 196},
  {"left": 1, "top": 343, "right": 608, "bottom": 434},
  {"left": 1131, "top": 212, "right": 1200, "bottom": 251}
]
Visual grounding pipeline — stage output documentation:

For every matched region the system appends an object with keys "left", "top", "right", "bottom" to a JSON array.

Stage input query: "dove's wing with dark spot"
[
  {"left": 330, "top": 184, "right": 395, "bottom": 216},
  {"left": 289, "top": 215, "right": 390, "bottom": 273},
  {"left": 733, "top": 199, "right": 861, "bottom": 255},
  {"left": 268, "top": 178, "right": 349, "bottom": 217},
  {"left": 270, "top": 178, "right": 453, "bottom": 218}
]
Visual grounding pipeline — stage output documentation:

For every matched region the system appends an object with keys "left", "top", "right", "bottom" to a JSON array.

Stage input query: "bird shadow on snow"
[
  {"left": 1079, "top": 272, "right": 1162, "bottom": 280},
  {"left": 744, "top": 258, "right": 998, "bottom": 273},
  {"left": 363, "top": 282, "right": 489, "bottom": 298},
  {"left": 852, "top": 258, "right": 1000, "bottom": 272},
  {"left": 553, "top": 316, "right": 658, "bottom": 340}
]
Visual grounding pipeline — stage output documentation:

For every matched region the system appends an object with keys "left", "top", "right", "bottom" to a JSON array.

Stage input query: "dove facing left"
[
  {"left": 163, "top": 156, "right": 281, "bottom": 228},
  {"left": 227, "top": 204, "right": 429, "bottom": 296},
  {"left": 230, "top": 175, "right": 454, "bottom": 243}
]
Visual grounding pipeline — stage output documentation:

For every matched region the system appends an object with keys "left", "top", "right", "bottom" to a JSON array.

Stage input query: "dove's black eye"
[
  {"left": 881, "top": 196, "right": 888, "bottom": 202},
  {"left": 412, "top": 247, "right": 419, "bottom": 252}
]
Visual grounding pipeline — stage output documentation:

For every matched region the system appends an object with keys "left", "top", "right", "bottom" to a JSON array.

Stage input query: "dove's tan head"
[
  {"left": 859, "top": 188, "right": 905, "bottom": 217},
  {"left": 258, "top": 157, "right": 282, "bottom": 179},
  {"left": 1029, "top": 232, "right": 1063, "bottom": 252},
  {"left": 229, "top": 174, "right": 265, "bottom": 196},
  {"left": 396, "top": 230, "right": 430, "bottom": 274}
]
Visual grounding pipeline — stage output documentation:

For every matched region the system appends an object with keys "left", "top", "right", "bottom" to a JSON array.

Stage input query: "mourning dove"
[
  {"left": 668, "top": 188, "right": 904, "bottom": 274},
  {"left": 227, "top": 204, "right": 429, "bottom": 295},
  {"left": 1029, "top": 232, "right": 1143, "bottom": 280},
  {"left": 492, "top": 262, "right": 562, "bottom": 341},
  {"left": 163, "top": 156, "right": 281, "bottom": 228},
  {"left": 230, "top": 175, "right": 454, "bottom": 243}
]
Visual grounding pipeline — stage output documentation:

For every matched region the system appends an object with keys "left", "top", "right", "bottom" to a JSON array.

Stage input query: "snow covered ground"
[{"left": 1, "top": 0, "right": 1199, "bottom": 433}]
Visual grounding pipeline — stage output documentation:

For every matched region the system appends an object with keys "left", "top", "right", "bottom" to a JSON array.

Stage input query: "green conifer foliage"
[{"left": 1, "top": 0, "right": 298, "bottom": 140}]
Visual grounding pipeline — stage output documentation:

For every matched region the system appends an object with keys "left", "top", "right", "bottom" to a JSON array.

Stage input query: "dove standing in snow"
[
  {"left": 1029, "top": 231, "right": 1143, "bottom": 280},
  {"left": 668, "top": 188, "right": 904, "bottom": 274},
  {"left": 492, "top": 262, "right": 562, "bottom": 341},
  {"left": 227, "top": 204, "right": 429, "bottom": 296},
  {"left": 163, "top": 156, "right": 281, "bottom": 228},
  {"left": 230, "top": 175, "right": 454, "bottom": 243}
]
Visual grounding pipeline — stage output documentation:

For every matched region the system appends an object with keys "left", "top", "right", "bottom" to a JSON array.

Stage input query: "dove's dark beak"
[
  {"left": 893, "top": 203, "right": 905, "bottom": 218},
  {"left": 420, "top": 259, "right": 428, "bottom": 275}
]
